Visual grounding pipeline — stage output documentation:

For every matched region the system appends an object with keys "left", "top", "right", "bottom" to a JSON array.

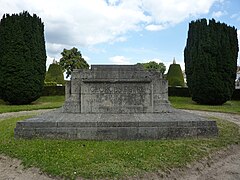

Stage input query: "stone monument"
[
  {"left": 15, "top": 65, "right": 218, "bottom": 140},
  {"left": 63, "top": 65, "right": 171, "bottom": 113}
]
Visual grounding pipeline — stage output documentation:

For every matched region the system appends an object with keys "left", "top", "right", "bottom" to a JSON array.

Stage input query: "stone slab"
[{"left": 14, "top": 108, "right": 218, "bottom": 140}]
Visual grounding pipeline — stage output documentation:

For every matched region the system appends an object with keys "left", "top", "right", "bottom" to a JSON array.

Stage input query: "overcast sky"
[{"left": 0, "top": 0, "right": 239, "bottom": 71}]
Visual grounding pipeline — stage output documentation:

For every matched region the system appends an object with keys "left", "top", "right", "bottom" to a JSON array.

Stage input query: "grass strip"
[
  {"left": 0, "top": 96, "right": 64, "bottom": 113},
  {"left": 169, "top": 96, "right": 240, "bottom": 114}
]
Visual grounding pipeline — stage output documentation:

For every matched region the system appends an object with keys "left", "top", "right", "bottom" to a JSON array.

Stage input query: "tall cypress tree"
[
  {"left": 0, "top": 11, "right": 46, "bottom": 104},
  {"left": 184, "top": 19, "right": 239, "bottom": 105}
]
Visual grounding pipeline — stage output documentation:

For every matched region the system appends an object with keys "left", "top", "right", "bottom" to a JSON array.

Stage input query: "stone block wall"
[{"left": 63, "top": 65, "right": 171, "bottom": 113}]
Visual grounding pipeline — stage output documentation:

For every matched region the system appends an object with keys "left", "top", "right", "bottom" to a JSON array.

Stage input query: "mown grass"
[
  {"left": 0, "top": 116, "right": 239, "bottom": 179},
  {"left": 169, "top": 96, "right": 240, "bottom": 114},
  {"left": 0, "top": 96, "right": 64, "bottom": 113}
]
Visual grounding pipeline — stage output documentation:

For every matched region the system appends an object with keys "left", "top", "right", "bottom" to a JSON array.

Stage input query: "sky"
[{"left": 0, "top": 0, "right": 240, "bottom": 73}]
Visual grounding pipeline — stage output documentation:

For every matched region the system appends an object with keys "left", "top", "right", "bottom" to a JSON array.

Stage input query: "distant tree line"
[{"left": 138, "top": 61, "right": 166, "bottom": 74}]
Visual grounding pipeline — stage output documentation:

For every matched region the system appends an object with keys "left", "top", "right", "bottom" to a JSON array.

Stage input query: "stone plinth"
[{"left": 15, "top": 109, "right": 218, "bottom": 140}]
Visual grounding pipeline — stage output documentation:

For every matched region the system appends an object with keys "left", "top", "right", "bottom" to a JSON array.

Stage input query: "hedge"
[
  {"left": 168, "top": 87, "right": 190, "bottom": 97},
  {"left": 169, "top": 87, "right": 240, "bottom": 100},
  {"left": 41, "top": 86, "right": 65, "bottom": 96},
  {"left": 232, "top": 89, "right": 240, "bottom": 100}
]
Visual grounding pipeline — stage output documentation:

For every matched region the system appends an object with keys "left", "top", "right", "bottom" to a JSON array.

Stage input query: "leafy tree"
[
  {"left": 45, "top": 62, "right": 65, "bottom": 85},
  {"left": 0, "top": 11, "right": 46, "bottom": 104},
  {"left": 59, "top": 47, "right": 89, "bottom": 78},
  {"left": 184, "top": 18, "right": 239, "bottom": 105},
  {"left": 166, "top": 61, "right": 185, "bottom": 87},
  {"left": 140, "top": 61, "right": 166, "bottom": 74}
]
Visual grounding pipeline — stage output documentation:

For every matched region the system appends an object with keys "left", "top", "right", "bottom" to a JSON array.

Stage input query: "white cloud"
[
  {"left": 0, "top": 0, "right": 148, "bottom": 46},
  {"left": 141, "top": 0, "right": 219, "bottom": 25},
  {"left": 109, "top": 56, "right": 132, "bottom": 64},
  {"left": 107, "top": 0, "right": 121, "bottom": 6},
  {"left": 0, "top": 0, "right": 221, "bottom": 58},
  {"left": 145, "top": 24, "right": 166, "bottom": 31},
  {"left": 114, "top": 36, "right": 128, "bottom": 42},
  {"left": 230, "top": 13, "right": 240, "bottom": 21},
  {"left": 212, "top": 10, "right": 227, "bottom": 18},
  {"left": 46, "top": 56, "right": 55, "bottom": 70},
  {"left": 140, "top": 58, "right": 164, "bottom": 63},
  {"left": 46, "top": 43, "right": 70, "bottom": 58},
  {"left": 230, "top": 13, "right": 238, "bottom": 19}
]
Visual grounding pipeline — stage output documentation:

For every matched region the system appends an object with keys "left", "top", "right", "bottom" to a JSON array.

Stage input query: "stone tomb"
[{"left": 14, "top": 65, "right": 218, "bottom": 140}]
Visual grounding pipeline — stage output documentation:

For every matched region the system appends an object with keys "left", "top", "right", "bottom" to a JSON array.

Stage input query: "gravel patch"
[{"left": 0, "top": 109, "right": 54, "bottom": 121}]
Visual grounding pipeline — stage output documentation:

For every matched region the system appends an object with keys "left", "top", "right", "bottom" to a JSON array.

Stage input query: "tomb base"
[{"left": 14, "top": 109, "right": 218, "bottom": 140}]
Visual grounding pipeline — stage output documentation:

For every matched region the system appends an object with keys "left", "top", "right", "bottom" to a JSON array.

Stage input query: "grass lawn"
[
  {"left": 0, "top": 96, "right": 64, "bottom": 113},
  {"left": 169, "top": 96, "right": 240, "bottom": 114},
  {"left": 0, "top": 116, "right": 239, "bottom": 179}
]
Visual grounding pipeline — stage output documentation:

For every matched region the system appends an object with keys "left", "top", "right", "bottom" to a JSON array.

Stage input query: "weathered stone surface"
[
  {"left": 63, "top": 65, "right": 172, "bottom": 113},
  {"left": 14, "top": 109, "right": 218, "bottom": 140},
  {"left": 14, "top": 65, "right": 218, "bottom": 140}
]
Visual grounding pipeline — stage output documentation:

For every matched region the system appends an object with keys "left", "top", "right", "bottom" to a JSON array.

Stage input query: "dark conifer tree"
[
  {"left": 0, "top": 11, "right": 46, "bottom": 104},
  {"left": 184, "top": 19, "right": 239, "bottom": 105}
]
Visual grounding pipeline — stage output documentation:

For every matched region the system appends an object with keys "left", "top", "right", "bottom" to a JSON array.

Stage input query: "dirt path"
[
  {"left": 183, "top": 110, "right": 240, "bottom": 127},
  {"left": 167, "top": 110, "right": 240, "bottom": 180},
  {"left": 0, "top": 155, "right": 55, "bottom": 180},
  {"left": 0, "top": 110, "right": 240, "bottom": 180},
  {"left": 0, "top": 109, "right": 53, "bottom": 121}
]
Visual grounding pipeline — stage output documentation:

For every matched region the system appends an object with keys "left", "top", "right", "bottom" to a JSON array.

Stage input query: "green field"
[{"left": 169, "top": 96, "right": 240, "bottom": 114}]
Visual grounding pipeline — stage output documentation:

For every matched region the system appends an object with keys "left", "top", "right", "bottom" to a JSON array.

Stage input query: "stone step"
[{"left": 14, "top": 109, "right": 218, "bottom": 140}]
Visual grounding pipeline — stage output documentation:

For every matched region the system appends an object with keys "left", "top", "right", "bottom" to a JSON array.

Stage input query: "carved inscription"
[
  {"left": 81, "top": 83, "right": 151, "bottom": 113},
  {"left": 89, "top": 84, "right": 146, "bottom": 94}
]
